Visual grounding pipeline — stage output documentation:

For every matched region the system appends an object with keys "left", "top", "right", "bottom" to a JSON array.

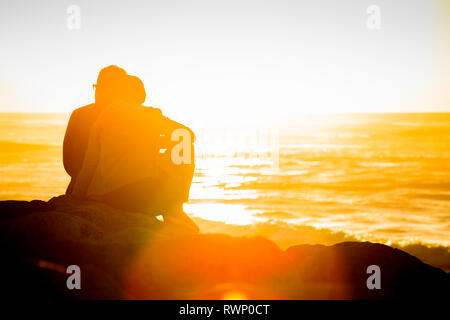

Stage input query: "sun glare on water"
[{"left": 221, "top": 290, "right": 249, "bottom": 300}]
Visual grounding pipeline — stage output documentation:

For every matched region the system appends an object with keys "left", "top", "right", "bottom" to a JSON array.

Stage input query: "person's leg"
[
  {"left": 98, "top": 173, "right": 199, "bottom": 233},
  {"left": 98, "top": 143, "right": 198, "bottom": 232},
  {"left": 99, "top": 178, "right": 165, "bottom": 215},
  {"left": 161, "top": 144, "right": 198, "bottom": 232},
  {"left": 163, "top": 203, "right": 199, "bottom": 233}
]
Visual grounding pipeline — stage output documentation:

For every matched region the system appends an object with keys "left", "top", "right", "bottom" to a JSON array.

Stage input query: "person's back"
[
  {"left": 74, "top": 102, "right": 163, "bottom": 197},
  {"left": 63, "top": 65, "right": 127, "bottom": 194},
  {"left": 63, "top": 103, "right": 102, "bottom": 194}
]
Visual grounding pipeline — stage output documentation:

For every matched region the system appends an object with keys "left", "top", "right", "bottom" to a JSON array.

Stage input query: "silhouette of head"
[
  {"left": 95, "top": 65, "right": 127, "bottom": 104},
  {"left": 124, "top": 75, "right": 146, "bottom": 105}
]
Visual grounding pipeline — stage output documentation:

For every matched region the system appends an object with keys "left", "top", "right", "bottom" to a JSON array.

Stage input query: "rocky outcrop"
[{"left": 0, "top": 196, "right": 448, "bottom": 299}]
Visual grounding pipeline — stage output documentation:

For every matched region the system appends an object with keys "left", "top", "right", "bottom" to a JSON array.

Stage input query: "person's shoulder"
[
  {"left": 141, "top": 105, "right": 163, "bottom": 116},
  {"left": 71, "top": 103, "right": 97, "bottom": 115},
  {"left": 140, "top": 106, "right": 164, "bottom": 122},
  {"left": 69, "top": 103, "right": 100, "bottom": 122}
]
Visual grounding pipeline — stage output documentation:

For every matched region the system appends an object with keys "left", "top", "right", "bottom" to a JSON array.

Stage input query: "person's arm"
[
  {"left": 155, "top": 110, "right": 196, "bottom": 142},
  {"left": 157, "top": 113, "right": 196, "bottom": 167}
]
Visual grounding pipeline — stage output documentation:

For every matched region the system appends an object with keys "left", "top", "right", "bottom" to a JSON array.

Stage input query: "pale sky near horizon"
[{"left": 0, "top": 0, "right": 449, "bottom": 124}]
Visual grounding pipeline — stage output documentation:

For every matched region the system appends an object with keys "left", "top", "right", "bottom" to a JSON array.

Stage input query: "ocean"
[{"left": 1, "top": 112, "right": 449, "bottom": 250}]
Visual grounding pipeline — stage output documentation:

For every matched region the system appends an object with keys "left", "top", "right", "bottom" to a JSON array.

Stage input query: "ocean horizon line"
[{"left": 1, "top": 110, "right": 450, "bottom": 115}]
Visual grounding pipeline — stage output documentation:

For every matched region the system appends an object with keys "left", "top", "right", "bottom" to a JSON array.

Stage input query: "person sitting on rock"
[
  {"left": 68, "top": 69, "right": 198, "bottom": 233},
  {"left": 63, "top": 65, "right": 127, "bottom": 195}
]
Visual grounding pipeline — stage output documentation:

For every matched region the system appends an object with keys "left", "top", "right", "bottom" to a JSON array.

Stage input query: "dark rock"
[
  {"left": 0, "top": 197, "right": 448, "bottom": 300},
  {"left": 0, "top": 200, "right": 55, "bottom": 222}
]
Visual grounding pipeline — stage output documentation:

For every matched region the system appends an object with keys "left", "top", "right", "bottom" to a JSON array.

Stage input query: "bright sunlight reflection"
[{"left": 221, "top": 290, "right": 249, "bottom": 300}]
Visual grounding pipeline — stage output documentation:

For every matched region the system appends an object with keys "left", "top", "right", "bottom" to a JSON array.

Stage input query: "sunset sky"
[{"left": 0, "top": 0, "right": 449, "bottom": 124}]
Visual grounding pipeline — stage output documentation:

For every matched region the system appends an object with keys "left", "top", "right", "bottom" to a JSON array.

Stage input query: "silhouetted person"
[
  {"left": 66, "top": 68, "right": 198, "bottom": 232},
  {"left": 63, "top": 65, "right": 127, "bottom": 194}
]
